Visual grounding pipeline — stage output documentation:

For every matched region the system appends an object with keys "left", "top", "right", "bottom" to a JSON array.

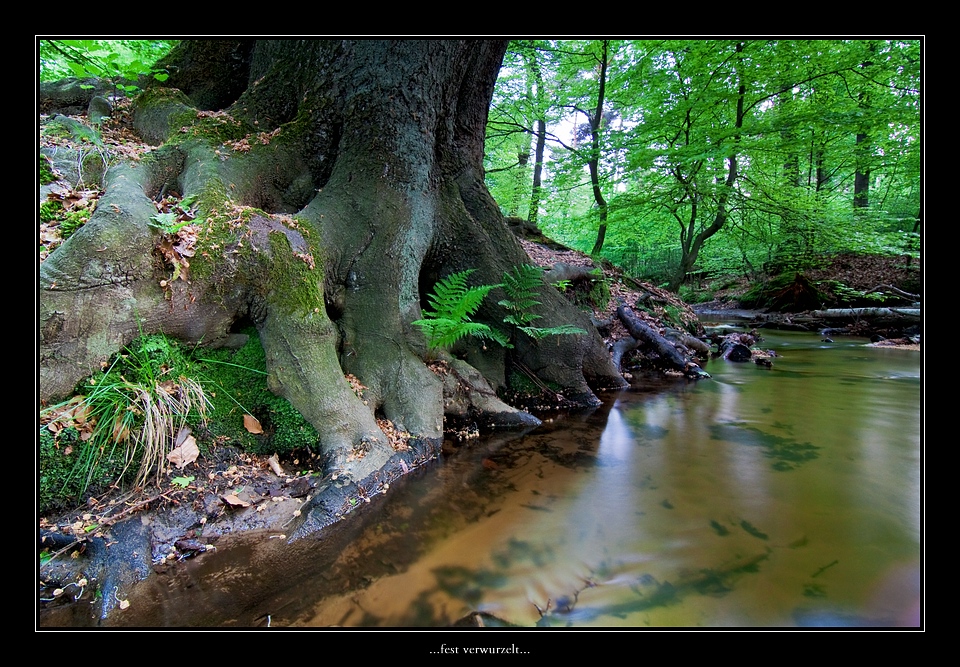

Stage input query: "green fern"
[
  {"left": 413, "top": 270, "right": 510, "bottom": 349},
  {"left": 519, "top": 324, "right": 589, "bottom": 340},
  {"left": 499, "top": 265, "right": 587, "bottom": 340}
]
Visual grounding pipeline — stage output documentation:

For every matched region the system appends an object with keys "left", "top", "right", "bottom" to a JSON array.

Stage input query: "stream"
[{"left": 77, "top": 326, "right": 923, "bottom": 628}]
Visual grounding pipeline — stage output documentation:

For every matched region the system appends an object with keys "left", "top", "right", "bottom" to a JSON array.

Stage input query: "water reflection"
[{"left": 96, "top": 329, "right": 922, "bottom": 628}]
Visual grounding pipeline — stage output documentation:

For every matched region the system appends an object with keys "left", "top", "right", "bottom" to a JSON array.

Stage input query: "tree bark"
[
  {"left": 39, "top": 39, "right": 626, "bottom": 488},
  {"left": 589, "top": 40, "right": 610, "bottom": 257},
  {"left": 669, "top": 41, "right": 746, "bottom": 291}
]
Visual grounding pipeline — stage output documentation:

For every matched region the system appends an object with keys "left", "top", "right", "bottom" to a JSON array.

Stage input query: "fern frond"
[
  {"left": 498, "top": 297, "right": 541, "bottom": 312},
  {"left": 520, "top": 325, "right": 587, "bottom": 340},
  {"left": 423, "top": 270, "right": 500, "bottom": 322},
  {"left": 413, "top": 270, "right": 506, "bottom": 350}
]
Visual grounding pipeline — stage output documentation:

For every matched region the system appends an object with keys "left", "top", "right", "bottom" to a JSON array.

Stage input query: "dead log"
[
  {"left": 616, "top": 303, "right": 688, "bottom": 371},
  {"left": 664, "top": 328, "right": 711, "bottom": 358},
  {"left": 542, "top": 262, "right": 596, "bottom": 284},
  {"left": 810, "top": 307, "right": 921, "bottom": 320}
]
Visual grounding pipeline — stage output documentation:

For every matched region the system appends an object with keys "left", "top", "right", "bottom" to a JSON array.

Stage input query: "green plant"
[
  {"left": 413, "top": 270, "right": 510, "bottom": 349},
  {"left": 40, "top": 155, "right": 57, "bottom": 185},
  {"left": 60, "top": 210, "right": 90, "bottom": 239},
  {"left": 40, "top": 334, "right": 212, "bottom": 501},
  {"left": 196, "top": 329, "right": 320, "bottom": 455},
  {"left": 499, "top": 265, "right": 587, "bottom": 340},
  {"left": 150, "top": 194, "right": 199, "bottom": 234},
  {"left": 40, "top": 200, "right": 63, "bottom": 222},
  {"left": 39, "top": 39, "right": 176, "bottom": 90},
  {"left": 171, "top": 475, "right": 195, "bottom": 488},
  {"left": 586, "top": 268, "right": 611, "bottom": 310}
]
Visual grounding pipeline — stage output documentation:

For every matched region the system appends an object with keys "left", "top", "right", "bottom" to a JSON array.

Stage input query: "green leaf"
[{"left": 172, "top": 475, "right": 195, "bottom": 488}]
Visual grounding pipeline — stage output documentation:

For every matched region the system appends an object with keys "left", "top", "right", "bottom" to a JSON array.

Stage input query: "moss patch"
[{"left": 198, "top": 329, "right": 320, "bottom": 455}]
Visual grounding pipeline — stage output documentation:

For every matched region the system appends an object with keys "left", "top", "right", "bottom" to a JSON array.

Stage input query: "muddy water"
[{"left": 100, "top": 328, "right": 923, "bottom": 628}]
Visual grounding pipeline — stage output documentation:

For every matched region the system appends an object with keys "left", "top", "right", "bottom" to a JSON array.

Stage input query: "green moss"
[
  {"left": 39, "top": 155, "right": 57, "bottom": 185},
  {"left": 587, "top": 269, "right": 611, "bottom": 310},
  {"left": 60, "top": 210, "right": 90, "bottom": 239},
  {"left": 39, "top": 200, "right": 63, "bottom": 222},
  {"left": 39, "top": 200, "right": 91, "bottom": 242},
  {"left": 198, "top": 329, "right": 319, "bottom": 455},
  {"left": 41, "top": 332, "right": 321, "bottom": 511},
  {"left": 265, "top": 230, "right": 324, "bottom": 317}
]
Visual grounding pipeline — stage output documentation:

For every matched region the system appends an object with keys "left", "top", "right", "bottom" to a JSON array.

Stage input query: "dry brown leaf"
[
  {"left": 267, "top": 454, "right": 284, "bottom": 476},
  {"left": 166, "top": 435, "right": 199, "bottom": 469},
  {"left": 243, "top": 414, "right": 263, "bottom": 434},
  {"left": 221, "top": 493, "right": 251, "bottom": 508}
]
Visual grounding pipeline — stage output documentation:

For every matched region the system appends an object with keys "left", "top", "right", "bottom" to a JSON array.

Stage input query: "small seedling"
[{"left": 171, "top": 475, "right": 195, "bottom": 488}]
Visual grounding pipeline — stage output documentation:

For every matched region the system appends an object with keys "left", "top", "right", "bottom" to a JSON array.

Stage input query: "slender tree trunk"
[
  {"left": 525, "top": 48, "right": 547, "bottom": 227},
  {"left": 854, "top": 131, "right": 870, "bottom": 208},
  {"left": 528, "top": 119, "right": 546, "bottom": 226},
  {"left": 669, "top": 42, "right": 746, "bottom": 291},
  {"left": 854, "top": 46, "right": 875, "bottom": 210},
  {"left": 589, "top": 40, "right": 610, "bottom": 257}
]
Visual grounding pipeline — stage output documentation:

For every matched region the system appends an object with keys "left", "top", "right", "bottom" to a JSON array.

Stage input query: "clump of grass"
[{"left": 41, "top": 335, "right": 212, "bottom": 501}]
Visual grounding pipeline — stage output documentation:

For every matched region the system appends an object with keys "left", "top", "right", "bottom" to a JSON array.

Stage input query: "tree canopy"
[{"left": 484, "top": 38, "right": 922, "bottom": 290}]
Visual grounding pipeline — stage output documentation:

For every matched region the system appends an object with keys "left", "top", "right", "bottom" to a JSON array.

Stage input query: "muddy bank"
[{"left": 38, "top": 436, "right": 446, "bottom": 627}]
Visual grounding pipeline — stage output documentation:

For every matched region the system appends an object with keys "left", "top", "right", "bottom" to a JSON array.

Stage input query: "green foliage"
[
  {"left": 486, "top": 40, "right": 921, "bottom": 289},
  {"left": 414, "top": 266, "right": 587, "bottom": 352},
  {"left": 39, "top": 39, "right": 177, "bottom": 88},
  {"left": 499, "top": 265, "right": 587, "bottom": 340},
  {"left": 499, "top": 264, "right": 545, "bottom": 328},
  {"left": 171, "top": 475, "right": 195, "bottom": 488},
  {"left": 60, "top": 210, "right": 91, "bottom": 239},
  {"left": 678, "top": 284, "right": 715, "bottom": 305},
  {"left": 40, "top": 197, "right": 94, "bottom": 251},
  {"left": 39, "top": 330, "right": 326, "bottom": 510},
  {"left": 39, "top": 425, "right": 126, "bottom": 515},
  {"left": 149, "top": 194, "right": 199, "bottom": 234},
  {"left": 413, "top": 270, "right": 510, "bottom": 349},
  {"left": 586, "top": 269, "right": 610, "bottom": 311},
  {"left": 40, "top": 334, "right": 212, "bottom": 503},
  {"left": 816, "top": 280, "right": 889, "bottom": 306},
  {"left": 39, "top": 200, "right": 62, "bottom": 222},
  {"left": 197, "top": 330, "right": 320, "bottom": 455},
  {"left": 39, "top": 155, "right": 57, "bottom": 185}
]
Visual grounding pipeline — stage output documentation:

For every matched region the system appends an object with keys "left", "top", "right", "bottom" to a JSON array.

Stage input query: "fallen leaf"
[
  {"left": 166, "top": 435, "right": 199, "bottom": 469},
  {"left": 221, "top": 493, "right": 251, "bottom": 508},
  {"left": 244, "top": 414, "right": 263, "bottom": 434},
  {"left": 267, "top": 454, "right": 284, "bottom": 476}
]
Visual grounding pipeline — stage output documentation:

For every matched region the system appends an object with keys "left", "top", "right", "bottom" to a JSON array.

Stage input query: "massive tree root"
[{"left": 39, "top": 40, "right": 626, "bottom": 491}]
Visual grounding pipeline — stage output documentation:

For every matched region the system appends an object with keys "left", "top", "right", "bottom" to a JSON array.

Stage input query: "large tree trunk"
[{"left": 39, "top": 39, "right": 625, "bottom": 488}]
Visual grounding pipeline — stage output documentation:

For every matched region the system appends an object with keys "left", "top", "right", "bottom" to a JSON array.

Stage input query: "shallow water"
[
  {"left": 275, "top": 329, "right": 922, "bottom": 628},
  {"left": 92, "top": 328, "right": 924, "bottom": 628}
]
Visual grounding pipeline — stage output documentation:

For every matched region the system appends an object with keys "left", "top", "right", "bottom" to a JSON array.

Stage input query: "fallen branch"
[
  {"left": 615, "top": 303, "right": 688, "bottom": 371},
  {"left": 864, "top": 284, "right": 920, "bottom": 301},
  {"left": 810, "top": 307, "right": 921, "bottom": 320}
]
